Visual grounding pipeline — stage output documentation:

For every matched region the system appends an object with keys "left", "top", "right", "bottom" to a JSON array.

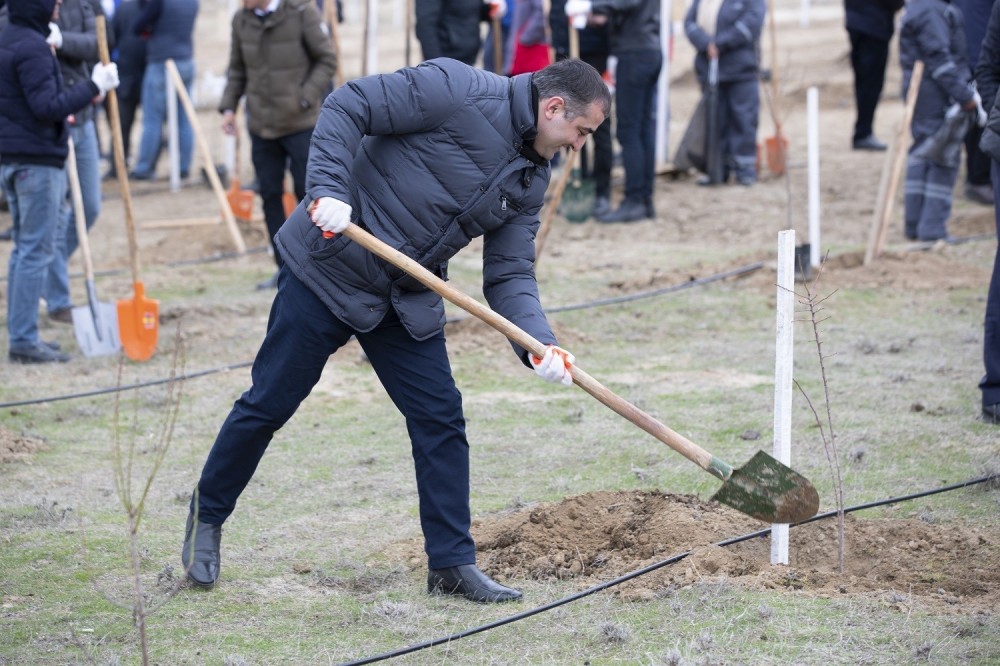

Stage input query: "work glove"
[
  {"left": 485, "top": 0, "right": 506, "bottom": 20},
  {"left": 974, "top": 91, "right": 988, "bottom": 128},
  {"left": 309, "top": 196, "right": 352, "bottom": 237},
  {"left": 46, "top": 22, "right": 63, "bottom": 50},
  {"left": 565, "top": 0, "right": 592, "bottom": 29},
  {"left": 90, "top": 62, "right": 120, "bottom": 95},
  {"left": 530, "top": 345, "right": 574, "bottom": 387}
]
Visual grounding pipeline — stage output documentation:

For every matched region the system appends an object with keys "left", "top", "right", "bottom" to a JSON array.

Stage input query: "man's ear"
[{"left": 542, "top": 96, "right": 566, "bottom": 120}]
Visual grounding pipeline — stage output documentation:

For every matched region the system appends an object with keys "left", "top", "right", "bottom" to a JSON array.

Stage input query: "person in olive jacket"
[
  {"left": 219, "top": 0, "right": 337, "bottom": 290},
  {"left": 182, "top": 57, "right": 610, "bottom": 603}
]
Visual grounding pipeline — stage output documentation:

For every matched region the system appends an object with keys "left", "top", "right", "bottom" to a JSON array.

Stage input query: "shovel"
[
  {"left": 559, "top": 24, "right": 595, "bottom": 223},
  {"left": 705, "top": 56, "right": 725, "bottom": 185},
  {"left": 97, "top": 16, "right": 158, "bottom": 361},
  {"left": 338, "top": 223, "right": 820, "bottom": 524},
  {"left": 762, "top": 0, "right": 787, "bottom": 176},
  {"left": 67, "top": 136, "right": 120, "bottom": 357},
  {"left": 227, "top": 132, "right": 255, "bottom": 223}
]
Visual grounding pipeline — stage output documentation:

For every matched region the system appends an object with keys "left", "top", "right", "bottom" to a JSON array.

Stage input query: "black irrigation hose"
[
  {"left": 0, "top": 360, "right": 252, "bottom": 409},
  {"left": 339, "top": 473, "right": 999, "bottom": 666},
  {"left": 0, "top": 263, "right": 760, "bottom": 410}
]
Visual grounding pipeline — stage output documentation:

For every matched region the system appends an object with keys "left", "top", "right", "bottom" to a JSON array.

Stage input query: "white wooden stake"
[
  {"left": 166, "top": 71, "right": 180, "bottom": 192},
  {"left": 654, "top": 0, "right": 674, "bottom": 168},
  {"left": 771, "top": 230, "right": 795, "bottom": 565},
  {"left": 807, "top": 87, "right": 820, "bottom": 268},
  {"left": 800, "top": 0, "right": 810, "bottom": 27},
  {"left": 364, "top": 0, "right": 378, "bottom": 75}
]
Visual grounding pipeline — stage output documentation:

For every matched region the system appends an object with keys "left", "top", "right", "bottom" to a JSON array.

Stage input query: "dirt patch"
[
  {"left": 386, "top": 489, "right": 1000, "bottom": 615},
  {"left": 0, "top": 426, "right": 47, "bottom": 463}
]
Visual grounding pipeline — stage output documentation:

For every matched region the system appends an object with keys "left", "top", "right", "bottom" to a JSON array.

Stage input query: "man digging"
[{"left": 182, "top": 56, "right": 610, "bottom": 602}]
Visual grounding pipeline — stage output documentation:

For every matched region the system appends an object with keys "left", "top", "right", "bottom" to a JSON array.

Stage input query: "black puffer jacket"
[
  {"left": 276, "top": 58, "right": 556, "bottom": 359},
  {"left": 0, "top": 0, "right": 100, "bottom": 166}
]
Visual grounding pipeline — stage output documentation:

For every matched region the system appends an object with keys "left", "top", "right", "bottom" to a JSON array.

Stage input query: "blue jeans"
[
  {"left": 193, "top": 268, "right": 476, "bottom": 569},
  {"left": 1, "top": 163, "right": 66, "bottom": 351},
  {"left": 44, "top": 121, "right": 101, "bottom": 313},
  {"left": 132, "top": 58, "right": 195, "bottom": 177},
  {"left": 615, "top": 49, "right": 662, "bottom": 204}
]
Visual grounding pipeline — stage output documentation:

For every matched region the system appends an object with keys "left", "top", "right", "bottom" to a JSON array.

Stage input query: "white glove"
[
  {"left": 530, "top": 345, "right": 574, "bottom": 387},
  {"left": 974, "top": 91, "right": 988, "bottom": 128},
  {"left": 90, "top": 62, "right": 120, "bottom": 94},
  {"left": 565, "top": 0, "right": 592, "bottom": 28},
  {"left": 485, "top": 0, "right": 506, "bottom": 19},
  {"left": 47, "top": 22, "right": 63, "bottom": 50},
  {"left": 310, "top": 196, "right": 352, "bottom": 236}
]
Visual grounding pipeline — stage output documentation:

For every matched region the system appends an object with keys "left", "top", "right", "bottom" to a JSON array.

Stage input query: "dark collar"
[{"left": 515, "top": 75, "right": 547, "bottom": 166}]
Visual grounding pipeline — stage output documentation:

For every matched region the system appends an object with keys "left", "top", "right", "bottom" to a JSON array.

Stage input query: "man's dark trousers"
[
  {"left": 849, "top": 29, "right": 890, "bottom": 142},
  {"left": 615, "top": 48, "right": 662, "bottom": 204},
  {"left": 251, "top": 129, "right": 312, "bottom": 269},
  {"left": 980, "top": 159, "right": 1000, "bottom": 408},
  {"left": 193, "top": 267, "right": 476, "bottom": 569}
]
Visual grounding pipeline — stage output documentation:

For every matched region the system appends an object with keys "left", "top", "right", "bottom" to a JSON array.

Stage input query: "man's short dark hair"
[{"left": 532, "top": 59, "right": 612, "bottom": 120}]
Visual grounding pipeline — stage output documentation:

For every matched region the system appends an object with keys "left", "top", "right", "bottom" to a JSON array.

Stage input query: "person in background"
[
  {"left": 973, "top": 0, "right": 1000, "bottom": 422},
  {"left": 414, "top": 0, "right": 506, "bottom": 66},
  {"left": 0, "top": 0, "right": 119, "bottom": 363},
  {"left": 128, "top": 0, "right": 198, "bottom": 181},
  {"left": 504, "top": 0, "right": 549, "bottom": 75},
  {"left": 955, "top": 0, "right": 997, "bottom": 204},
  {"left": 180, "top": 58, "right": 609, "bottom": 602},
  {"left": 845, "top": 0, "right": 905, "bottom": 151},
  {"left": 103, "top": 0, "right": 147, "bottom": 180},
  {"left": 219, "top": 0, "right": 337, "bottom": 291},
  {"left": 683, "top": 0, "right": 766, "bottom": 187},
  {"left": 566, "top": 0, "right": 661, "bottom": 223},
  {"left": 550, "top": 0, "right": 613, "bottom": 218},
  {"left": 900, "top": 0, "right": 979, "bottom": 242}
]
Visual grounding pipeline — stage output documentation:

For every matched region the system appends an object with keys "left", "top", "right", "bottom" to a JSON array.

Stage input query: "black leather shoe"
[
  {"left": 182, "top": 513, "right": 221, "bottom": 588},
  {"left": 982, "top": 403, "right": 1000, "bottom": 424},
  {"left": 853, "top": 135, "right": 887, "bottom": 151},
  {"left": 255, "top": 272, "right": 279, "bottom": 291},
  {"left": 427, "top": 564, "right": 522, "bottom": 603},
  {"left": 597, "top": 199, "right": 647, "bottom": 224},
  {"left": 9, "top": 344, "right": 70, "bottom": 364},
  {"left": 0, "top": 225, "right": 12, "bottom": 241}
]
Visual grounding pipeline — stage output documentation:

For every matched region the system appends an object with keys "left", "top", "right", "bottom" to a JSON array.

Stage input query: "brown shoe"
[{"left": 49, "top": 308, "right": 73, "bottom": 324}]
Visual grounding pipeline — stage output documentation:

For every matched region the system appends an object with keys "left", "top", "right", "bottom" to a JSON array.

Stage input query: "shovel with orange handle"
[{"left": 96, "top": 16, "right": 158, "bottom": 361}]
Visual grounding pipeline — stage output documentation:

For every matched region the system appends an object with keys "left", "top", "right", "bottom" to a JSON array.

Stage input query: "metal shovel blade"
[
  {"left": 710, "top": 450, "right": 820, "bottom": 523},
  {"left": 72, "top": 299, "right": 121, "bottom": 357}
]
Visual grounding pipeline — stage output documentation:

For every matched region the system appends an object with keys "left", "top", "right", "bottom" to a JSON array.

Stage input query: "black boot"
[
  {"left": 597, "top": 198, "right": 647, "bottom": 224},
  {"left": 182, "top": 512, "right": 221, "bottom": 588},
  {"left": 427, "top": 564, "right": 522, "bottom": 603}
]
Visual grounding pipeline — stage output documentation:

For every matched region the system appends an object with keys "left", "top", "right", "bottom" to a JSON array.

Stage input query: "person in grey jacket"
[
  {"left": 182, "top": 57, "right": 610, "bottom": 602},
  {"left": 899, "top": 0, "right": 978, "bottom": 242}
]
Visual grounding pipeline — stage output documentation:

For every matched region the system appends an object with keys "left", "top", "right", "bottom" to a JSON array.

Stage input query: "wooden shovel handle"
[
  {"left": 95, "top": 15, "right": 141, "bottom": 285},
  {"left": 66, "top": 136, "right": 96, "bottom": 283},
  {"left": 341, "top": 224, "right": 734, "bottom": 481}
]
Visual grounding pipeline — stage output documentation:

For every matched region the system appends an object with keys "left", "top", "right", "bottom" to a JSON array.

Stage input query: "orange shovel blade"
[
  {"left": 228, "top": 178, "right": 255, "bottom": 222},
  {"left": 765, "top": 133, "right": 788, "bottom": 176},
  {"left": 282, "top": 191, "right": 298, "bottom": 218},
  {"left": 117, "top": 281, "right": 159, "bottom": 361}
]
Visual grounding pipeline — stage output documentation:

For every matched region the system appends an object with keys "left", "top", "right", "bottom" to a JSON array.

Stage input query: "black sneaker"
[
  {"left": 852, "top": 135, "right": 887, "bottom": 151},
  {"left": 9, "top": 344, "right": 71, "bottom": 364},
  {"left": 49, "top": 307, "right": 74, "bottom": 324}
]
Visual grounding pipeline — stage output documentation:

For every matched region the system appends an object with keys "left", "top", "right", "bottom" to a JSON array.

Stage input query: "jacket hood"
[{"left": 8, "top": 0, "right": 57, "bottom": 34}]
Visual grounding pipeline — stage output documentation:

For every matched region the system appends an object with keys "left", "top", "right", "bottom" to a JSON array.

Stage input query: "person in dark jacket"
[
  {"left": 104, "top": 0, "right": 148, "bottom": 180},
  {"left": 684, "top": 0, "right": 765, "bottom": 187},
  {"left": 219, "top": 0, "right": 338, "bottom": 290},
  {"left": 0, "top": 0, "right": 119, "bottom": 363},
  {"left": 845, "top": 0, "right": 905, "bottom": 150},
  {"left": 567, "top": 0, "right": 661, "bottom": 222},
  {"left": 974, "top": 0, "right": 1000, "bottom": 422},
  {"left": 415, "top": 0, "right": 506, "bottom": 66},
  {"left": 129, "top": 0, "right": 198, "bottom": 180},
  {"left": 181, "top": 57, "right": 610, "bottom": 602},
  {"left": 955, "top": 0, "right": 997, "bottom": 204},
  {"left": 551, "top": 0, "right": 613, "bottom": 218},
  {"left": 900, "top": 0, "right": 979, "bottom": 242}
]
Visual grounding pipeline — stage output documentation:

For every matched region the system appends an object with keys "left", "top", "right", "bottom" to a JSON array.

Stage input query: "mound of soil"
[
  {"left": 0, "top": 426, "right": 46, "bottom": 464},
  {"left": 467, "top": 490, "right": 1000, "bottom": 614}
]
